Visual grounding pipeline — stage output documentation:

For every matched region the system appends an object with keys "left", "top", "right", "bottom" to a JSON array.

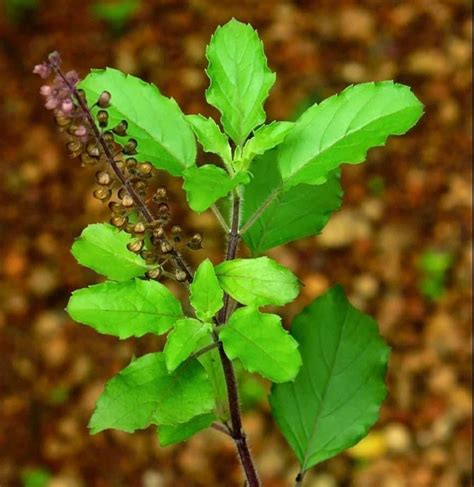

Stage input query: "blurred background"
[{"left": 0, "top": 0, "right": 472, "bottom": 486}]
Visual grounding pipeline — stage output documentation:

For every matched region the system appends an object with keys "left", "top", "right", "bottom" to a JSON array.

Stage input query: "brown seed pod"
[
  {"left": 171, "top": 225, "right": 182, "bottom": 242},
  {"left": 133, "top": 180, "right": 147, "bottom": 193},
  {"left": 93, "top": 187, "right": 111, "bottom": 202},
  {"left": 96, "top": 171, "right": 112, "bottom": 186},
  {"left": 67, "top": 140, "right": 82, "bottom": 153},
  {"left": 187, "top": 233, "right": 203, "bottom": 250},
  {"left": 80, "top": 152, "right": 97, "bottom": 166},
  {"left": 97, "top": 91, "right": 111, "bottom": 108},
  {"left": 110, "top": 215, "right": 127, "bottom": 228},
  {"left": 97, "top": 110, "right": 109, "bottom": 128},
  {"left": 146, "top": 267, "right": 162, "bottom": 280},
  {"left": 86, "top": 143, "right": 100, "bottom": 157},
  {"left": 133, "top": 222, "right": 146, "bottom": 235},
  {"left": 127, "top": 239, "right": 144, "bottom": 253},
  {"left": 102, "top": 131, "right": 115, "bottom": 144},
  {"left": 153, "top": 186, "right": 167, "bottom": 201},
  {"left": 161, "top": 241, "right": 173, "bottom": 254},
  {"left": 108, "top": 201, "right": 125, "bottom": 214},
  {"left": 76, "top": 89, "right": 87, "bottom": 103},
  {"left": 157, "top": 203, "right": 169, "bottom": 216},
  {"left": 152, "top": 227, "right": 164, "bottom": 239},
  {"left": 55, "top": 114, "right": 70, "bottom": 128},
  {"left": 121, "top": 194, "right": 134, "bottom": 208},
  {"left": 113, "top": 120, "right": 128, "bottom": 136},
  {"left": 138, "top": 162, "right": 153, "bottom": 178},
  {"left": 175, "top": 270, "right": 187, "bottom": 282},
  {"left": 123, "top": 138, "right": 138, "bottom": 155}
]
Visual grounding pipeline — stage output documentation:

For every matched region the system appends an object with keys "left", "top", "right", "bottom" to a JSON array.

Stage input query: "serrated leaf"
[
  {"left": 215, "top": 257, "right": 300, "bottom": 307},
  {"left": 186, "top": 114, "right": 232, "bottom": 163},
  {"left": 164, "top": 318, "right": 213, "bottom": 372},
  {"left": 242, "top": 121, "right": 294, "bottom": 162},
  {"left": 159, "top": 413, "right": 215, "bottom": 447},
  {"left": 190, "top": 259, "right": 224, "bottom": 321},
  {"left": 79, "top": 68, "right": 196, "bottom": 176},
  {"left": 183, "top": 165, "right": 246, "bottom": 212},
  {"left": 67, "top": 279, "right": 183, "bottom": 339},
  {"left": 241, "top": 153, "right": 343, "bottom": 254},
  {"left": 71, "top": 223, "right": 150, "bottom": 281},
  {"left": 89, "top": 352, "right": 214, "bottom": 433},
  {"left": 205, "top": 19, "right": 276, "bottom": 145},
  {"left": 220, "top": 307, "right": 302, "bottom": 383},
  {"left": 278, "top": 81, "right": 424, "bottom": 188},
  {"left": 269, "top": 285, "right": 390, "bottom": 472}
]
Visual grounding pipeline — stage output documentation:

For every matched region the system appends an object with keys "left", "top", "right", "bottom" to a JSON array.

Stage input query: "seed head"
[{"left": 97, "top": 91, "right": 111, "bottom": 109}]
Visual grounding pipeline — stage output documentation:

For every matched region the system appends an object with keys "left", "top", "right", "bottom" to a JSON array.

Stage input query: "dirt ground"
[{"left": 0, "top": 0, "right": 472, "bottom": 486}]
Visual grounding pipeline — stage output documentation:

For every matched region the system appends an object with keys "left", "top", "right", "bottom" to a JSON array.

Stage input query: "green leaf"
[
  {"left": 79, "top": 68, "right": 196, "bottom": 176},
  {"left": 89, "top": 352, "right": 214, "bottom": 433},
  {"left": 277, "top": 81, "right": 424, "bottom": 188},
  {"left": 220, "top": 307, "right": 302, "bottom": 383},
  {"left": 67, "top": 279, "right": 183, "bottom": 339},
  {"left": 205, "top": 19, "right": 276, "bottom": 145},
  {"left": 159, "top": 413, "right": 215, "bottom": 447},
  {"left": 242, "top": 121, "right": 294, "bottom": 163},
  {"left": 186, "top": 114, "right": 232, "bottom": 163},
  {"left": 164, "top": 318, "right": 213, "bottom": 372},
  {"left": 183, "top": 165, "right": 246, "bottom": 212},
  {"left": 190, "top": 258, "right": 224, "bottom": 321},
  {"left": 215, "top": 257, "right": 300, "bottom": 307},
  {"left": 71, "top": 223, "right": 150, "bottom": 281},
  {"left": 269, "top": 285, "right": 390, "bottom": 472},
  {"left": 241, "top": 153, "right": 343, "bottom": 254}
]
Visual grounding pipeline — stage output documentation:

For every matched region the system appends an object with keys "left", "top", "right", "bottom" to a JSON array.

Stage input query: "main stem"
[{"left": 218, "top": 193, "right": 260, "bottom": 487}]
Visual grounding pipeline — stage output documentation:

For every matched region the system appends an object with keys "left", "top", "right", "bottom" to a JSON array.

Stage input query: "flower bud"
[
  {"left": 40, "top": 85, "right": 52, "bottom": 96},
  {"left": 61, "top": 99, "right": 74, "bottom": 114},
  {"left": 97, "top": 91, "right": 111, "bottom": 108},
  {"left": 48, "top": 51, "right": 61, "bottom": 67},
  {"left": 33, "top": 63, "right": 51, "bottom": 79},
  {"left": 75, "top": 125, "right": 87, "bottom": 137}
]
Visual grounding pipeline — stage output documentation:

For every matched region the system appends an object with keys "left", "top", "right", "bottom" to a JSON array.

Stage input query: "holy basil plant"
[{"left": 35, "top": 18, "right": 423, "bottom": 487}]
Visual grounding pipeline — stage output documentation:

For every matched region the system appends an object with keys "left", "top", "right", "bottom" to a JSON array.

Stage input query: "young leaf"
[
  {"left": 205, "top": 19, "right": 276, "bottom": 146},
  {"left": 186, "top": 114, "right": 232, "bottom": 164},
  {"left": 241, "top": 154, "right": 342, "bottom": 254},
  {"left": 215, "top": 257, "right": 300, "bottom": 307},
  {"left": 67, "top": 279, "right": 183, "bottom": 339},
  {"left": 89, "top": 352, "right": 214, "bottom": 433},
  {"left": 241, "top": 121, "right": 294, "bottom": 163},
  {"left": 158, "top": 413, "right": 215, "bottom": 447},
  {"left": 190, "top": 259, "right": 224, "bottom": 321},
  {"left": 79, "top": 68, "right": 196, "bottom": 176},
  {"left": 269, "top": 285, "right": 390, "bottom": 472},
  {"left": 164, "top": 318, "right": 213, "bottom": 372},
  {"left": 71, "top": 223, "right": 149, "bottom": 281},
  {"left": 278, "top": 81, "right": 424, "bottom": 188},
  {"left": 183, "top": 165, "right": 246, "bottom": 212},
  {"left": 220, "top": 307, "right": 302, "bottom": 383}
]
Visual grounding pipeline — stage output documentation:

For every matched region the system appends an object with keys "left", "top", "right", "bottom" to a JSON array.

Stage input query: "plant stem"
[
  {"left": 216, "top": 191, "right": 261, "bottom": 487},
  {"left": 239, "top": 185, "right": 281, "bottom": 235},
  {"left": 54, "top": 66, "right": 193, "bottom": 282},
  {"left": 211, "top": 204, "right": 230, "bottom": 233},
  {"left": 295, "top": 471, "right": 306, "bottom": 487}
]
